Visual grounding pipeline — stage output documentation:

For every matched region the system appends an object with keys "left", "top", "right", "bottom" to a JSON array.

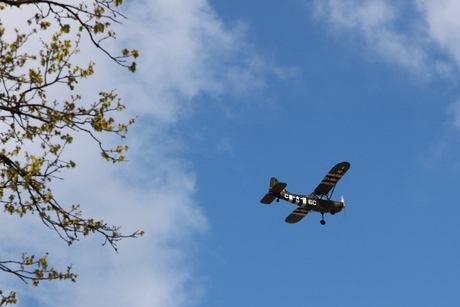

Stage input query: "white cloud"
[
  {"left": 0, "top": 0, "right": 270, "bottom": 306},
  {"left": 313, "top": 0, "right": 460, "bottom": 78},
  {"left": 313, "top": 0, "right": 460, "bottom": 134},
  {"left": 115, "top": 0, "right": 267, "bottom": 123},
  {"left": 314, "top": 0, "right": 396, "bottom": 29},
  {"left": 313, "top": 0, "right": 433, "bottom": 77},
  {"left": 449, "top": 100, "right": 460, "bottom": 130},
  {"left": 416, "top": 0, "right": 460, "bottom": 69}
]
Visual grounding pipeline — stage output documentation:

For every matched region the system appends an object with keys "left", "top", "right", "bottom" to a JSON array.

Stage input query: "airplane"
[{"left": 260, "top": 161, "right": 350, "bottom": 225}]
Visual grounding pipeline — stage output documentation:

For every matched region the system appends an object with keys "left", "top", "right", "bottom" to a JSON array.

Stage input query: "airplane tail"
[{"left": 260, "top": 177, "right": 287, "bottom": 204}]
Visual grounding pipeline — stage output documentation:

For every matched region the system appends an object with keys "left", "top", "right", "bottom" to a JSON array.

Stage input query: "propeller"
[{"left": 341, "top": 195, "right": 346, "bottom": 216}]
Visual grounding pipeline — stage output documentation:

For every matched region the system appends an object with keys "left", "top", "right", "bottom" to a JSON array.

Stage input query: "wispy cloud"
[
  {"left": 416, "top": 0, "right": 460, "bottom": 69},
  {"left": 116, "top": 0, "right": 268, "bottom": 123},
  {"left": 449, "top": 99, "right": 460, "bottom": 130},
  {"left": 313, "top": 0, "right": 434, "bottom": 77},
  {"left": 413, "top": 1, "right": 460, "bottom": 135},
  {"left": 313, "top": 0, "right": 460, "bottom": 133}
]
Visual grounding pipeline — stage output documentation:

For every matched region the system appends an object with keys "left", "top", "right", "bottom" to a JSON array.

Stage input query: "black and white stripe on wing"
[
  {"left": 313, "top": 161, "right": 350, "bottom": 198},
  {"left": 285, "top": 207, "right": 310, "bottom": 224}
]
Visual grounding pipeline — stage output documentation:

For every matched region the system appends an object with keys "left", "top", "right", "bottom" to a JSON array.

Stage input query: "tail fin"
[
  {"left": 270, "top": 177, "right": 279, "bottom": 189},
  {"left": 270, "top": 177, "right": 289, "bottom": 194},
  {"left": 269, "top": 177, "right": 287, "bottom": 193}
]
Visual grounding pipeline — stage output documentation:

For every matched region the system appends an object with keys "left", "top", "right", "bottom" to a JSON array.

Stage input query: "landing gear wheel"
[{"left": 320, "top": 220, "right": 326, "bottom": 225}]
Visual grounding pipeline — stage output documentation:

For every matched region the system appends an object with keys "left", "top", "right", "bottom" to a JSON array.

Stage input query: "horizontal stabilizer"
[
  {"left": 285, "top": 207, "right": 309, "bottom": 223},
  {"left": 260, "top": 194, "right": 276, "bottom": 204}
]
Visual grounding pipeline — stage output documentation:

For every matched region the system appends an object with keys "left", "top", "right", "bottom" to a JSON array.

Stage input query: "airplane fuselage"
[{"left": 278, "top": 191, "right": 344, "bottom": 214}]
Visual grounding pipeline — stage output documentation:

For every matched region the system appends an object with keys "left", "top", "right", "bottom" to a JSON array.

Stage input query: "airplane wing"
[
  {"left": 313, "top": 162, "right": 350, "bottom": 197},
  {"left": 285, "top": 207, "right": 309, "bottom": 223}
]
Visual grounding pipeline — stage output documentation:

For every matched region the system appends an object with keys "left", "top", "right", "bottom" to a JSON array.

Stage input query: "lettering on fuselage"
[{"left": 283, "top": 194, "right": 317, "bottom": 206}]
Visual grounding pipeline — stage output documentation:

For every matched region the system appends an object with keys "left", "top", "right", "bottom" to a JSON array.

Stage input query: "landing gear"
[
  {"left": 276, "top": 198, "right": 280, "bottom": 202},
  {"left": 320, "top": 213, "right": 326, "bottom": 225}
]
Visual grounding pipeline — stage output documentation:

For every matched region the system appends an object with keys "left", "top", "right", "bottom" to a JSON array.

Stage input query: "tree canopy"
[{"left": 0, "top": 0, "right": 142, "bottom": 304}]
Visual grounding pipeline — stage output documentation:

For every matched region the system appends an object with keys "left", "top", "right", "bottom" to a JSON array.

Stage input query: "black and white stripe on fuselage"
[
  {"left": 280, "top": 192, "right": 343, "bottom": 213},
  {"left": 282, "top": 193, "right": 317, "bottom": 207}
]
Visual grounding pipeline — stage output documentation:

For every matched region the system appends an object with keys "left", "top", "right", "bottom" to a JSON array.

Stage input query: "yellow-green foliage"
[{"left": 0, "top": 0, "right": 143, "bottom": 304}]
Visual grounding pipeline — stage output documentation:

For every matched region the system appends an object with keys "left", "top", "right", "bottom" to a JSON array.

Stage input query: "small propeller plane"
[{"left": 260, "top": 161, "right": 350, "bottom": 225}]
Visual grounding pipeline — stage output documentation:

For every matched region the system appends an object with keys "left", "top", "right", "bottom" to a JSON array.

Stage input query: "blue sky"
[
  {"left": 184, "top": 1, "right": 460, "bottom": 306},
  {"left": 2, "top": 0, "right": 460, "bottom": 306}
]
